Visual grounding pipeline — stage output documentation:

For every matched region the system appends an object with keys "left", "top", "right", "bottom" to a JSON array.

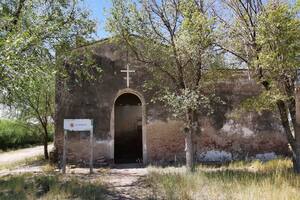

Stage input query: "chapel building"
[{"left": 54, "top": 39, "right": 289, "bottom": 166}]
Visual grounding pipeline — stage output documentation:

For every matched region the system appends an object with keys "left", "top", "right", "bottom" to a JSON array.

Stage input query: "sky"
[
  {"left": 83, "top": 0, "right": 298, "bottom": 39},
  {"left": 83, "top": 0, "right": 112, "bottom": 39}
]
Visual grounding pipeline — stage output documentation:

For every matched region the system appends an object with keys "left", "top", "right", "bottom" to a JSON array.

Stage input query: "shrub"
[{"left": 0, "top": 119, "right": 53, "bottom": 151}]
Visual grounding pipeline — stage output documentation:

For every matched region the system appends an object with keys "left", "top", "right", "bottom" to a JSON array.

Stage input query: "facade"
[{"left": 54, "top": 39, "right": 289, "bottom": 166}]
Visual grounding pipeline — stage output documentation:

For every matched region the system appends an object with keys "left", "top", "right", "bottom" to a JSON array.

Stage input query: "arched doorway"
[{"left": 114, "top": 93, "right": 143, "bottom": 163}]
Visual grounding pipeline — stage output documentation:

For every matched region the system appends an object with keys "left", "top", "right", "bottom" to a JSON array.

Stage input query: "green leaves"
[
  {"left": 221, "top": 0, "right": 300, "bottom": 117},
  {"left": 256, "top": 2, "right": 300, "bottom": 76},
  {"left": 107, "top": 0, "right": 225, "bottom": 122},
  {"left": 158, "top": 88, "right": 223, "bottom": 119},
  {"left": 241, "top": 88, "right": 289, "bottom": 113},
  {"left": 0, "top": 0, "right": 97, "bottom": 130},
  {"left": 159, "top": 89, "right": 203, "bottom": 117}
]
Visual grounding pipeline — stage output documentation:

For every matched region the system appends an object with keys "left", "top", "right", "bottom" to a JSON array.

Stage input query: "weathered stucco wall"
[{"left": 55, "top": 39, "right": 289, "bottom": 166}]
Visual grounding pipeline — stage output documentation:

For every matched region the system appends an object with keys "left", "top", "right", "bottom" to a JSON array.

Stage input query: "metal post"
[
  {"left": 89, "top": 120, "right": 94, "bottom": 174},
  {"left": 62, "top": 130, "right": 67, "bottom": 174}
]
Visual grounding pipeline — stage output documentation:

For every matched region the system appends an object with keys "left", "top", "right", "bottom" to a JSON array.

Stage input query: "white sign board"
[{"left": 63, "top": 119, "right": 92, "bottom": 131}]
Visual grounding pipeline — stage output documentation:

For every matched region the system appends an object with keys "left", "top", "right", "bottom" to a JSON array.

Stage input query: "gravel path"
[{"left": 0, "top": 144, "right": 53, "bottom": 164}]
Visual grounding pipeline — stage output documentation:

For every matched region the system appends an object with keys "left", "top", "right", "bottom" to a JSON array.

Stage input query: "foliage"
[
  {"left": 219, "top": 0, "right": 300, "bottom": 172},
  {"left": 159, "top": 88, "right": 224, "bottom": 118},
  {"left": 254, "top": 1, "right": 300, "bottom": 96},
  {"left": 62, "top": 48, "right": 103, "bottom": 88},
  {"left": 107, "top": 0, "right": 228, "bottom": 171},
  {"left": 239, "top": 88, "right": 289, "bottom": 113},
  {"left": 0, "top": 0, "right": 96, "bottom": 107},
  {"left": 220, "top": 0, "right": 299, "bottom": 115},
  {"left": 256, "top": 2, "right": 300, "bottom": 74},
  {"left": 107, "top": 0, "right": 224, "bottom": 114},
  {"left": 0, "top": 120, "right": 52, "bottom": 151},
  {"left": 0, "top": 0, "right": 98, "bottom": 158},
  {"left": 0, "top": 0, "right": 96, "bottom": 82}
]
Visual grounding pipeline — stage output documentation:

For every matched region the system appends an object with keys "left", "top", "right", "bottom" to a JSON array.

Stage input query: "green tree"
[
  {"left": 107, "top": 0, "right": 225, "bottom": 171},
  {"left": 0, "top": 0, "right": 96, "bottom": 159},
  {"left": 219, "top": 0, "right": 300, "bottom": 172}
]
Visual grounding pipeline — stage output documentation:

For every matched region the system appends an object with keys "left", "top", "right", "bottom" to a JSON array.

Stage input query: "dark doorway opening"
[{"left": 114, "top": 93, "right": 143, "bottom": 164}]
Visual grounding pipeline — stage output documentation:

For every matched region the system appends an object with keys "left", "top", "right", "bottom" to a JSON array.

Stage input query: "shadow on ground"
[
  {"left": 0, "top": 173, "right": 110, "bottom": 200},
  {"left": 0, "top": 167, "right": 155, "bottom": 200}
]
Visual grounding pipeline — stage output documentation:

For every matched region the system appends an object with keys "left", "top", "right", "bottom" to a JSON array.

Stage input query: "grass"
[
  {"left": 1, "top": 157, "right": 299, "bottom": 200},
  {"left": 0, "top": 155, "right": 111, "bottom": 200},
  {"left": 147, "top": 158, "right": 300, "bottom": 200},
  {"left": 0, "top": 173, "right": 108, "bottom": 200}
]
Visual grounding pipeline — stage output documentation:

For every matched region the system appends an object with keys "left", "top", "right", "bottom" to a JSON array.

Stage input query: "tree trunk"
[
  {"left": 44, "top": 137, "right": 49, "bottom": 160},
  {"left": 42, "top": 125, "right": 49, "bottom": 160},
  {"left": 277, "top": 100, "right": 300, "bottom": 173},
  {"left": 185, "top": 129, "right": 194, "bottom": 172},
  {"left": 185, "top": 110, "right": 199, "bottom": 172},
  {"left": 294, "top": 125, "right": 300, "bottom": 173},
  {"left": 294, "top": 86, "right": 300, "bottom": 173},
  {"left": 294, "top": 147, "right": 300, "bottom": 173}
]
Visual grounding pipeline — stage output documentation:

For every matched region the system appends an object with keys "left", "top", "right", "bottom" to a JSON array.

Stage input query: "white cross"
[{"left": 121, "top": 64, "right": 135, "bottom": 88}]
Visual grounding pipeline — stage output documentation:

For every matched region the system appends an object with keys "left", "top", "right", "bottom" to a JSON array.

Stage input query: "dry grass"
[
  {"left": 1, "top": 158, "right": 299, "bottom": 200},
  {"left": 0, "top": 173, "right": 108, "bottom": 200},
  {"left": 0, "top": 155, "right": 46, "bottom": 170},
  {"left": 147, "top": 159, "right": 300, "bottom": 200},
  {"left": 0, "top": 157, "right": 114, "bottom": 200}
]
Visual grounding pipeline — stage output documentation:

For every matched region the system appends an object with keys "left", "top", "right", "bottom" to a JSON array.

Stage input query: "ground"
[
  {"left": 0, "top": 146, "right": 153, "bottom": 199},
  {"left": 63, "top": 166, "right": 152, "bottom": 199},
  {"left": 0, "top": 144, "right": 54, "bottom": 164},
  {"left": 1, "top": 147, "right": 300, "bottom": 200},
  {"left": 104, "top": 166, "right": 150, "bottom": 199}
]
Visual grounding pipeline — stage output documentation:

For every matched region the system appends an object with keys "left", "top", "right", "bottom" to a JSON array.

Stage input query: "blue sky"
[
  {"left": 83, "top": 0, "right": 298, "bottom": 39},
  {"left": 83, "top": 0, "right": 112, "bottom": 39}
]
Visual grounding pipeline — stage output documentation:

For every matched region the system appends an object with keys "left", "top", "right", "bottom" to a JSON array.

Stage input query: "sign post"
[
  {"left": 62, "top": 130, "right": 67, "bottom": 174},
  {"left": 89, "top": 121, "right": 94, "bottom": 174},
  {"left": 62, "top": 119, "right": 93, "bottom": 174}
]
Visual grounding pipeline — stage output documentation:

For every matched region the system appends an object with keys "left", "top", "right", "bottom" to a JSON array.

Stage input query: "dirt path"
[
  {"left": 0, "top": 144, "right": 53, "bottom": 164},
  {"left": 68, "top": 165, "right": 153, "bottom": 200},
  {"left": 105, "top": 167, "right": 152, "bottom": 199},
  {"left": 0, "top": 147, "right": 154, "bottom": 199}
]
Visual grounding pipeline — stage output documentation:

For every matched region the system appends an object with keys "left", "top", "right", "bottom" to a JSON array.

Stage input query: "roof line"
[{"left": 72, "top": 37, "right": 112, "bottom": 51}]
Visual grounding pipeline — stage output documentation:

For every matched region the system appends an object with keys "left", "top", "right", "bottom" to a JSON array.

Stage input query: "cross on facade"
[{"left": 121, "top": 64, "right": 135, "bottom": 88}]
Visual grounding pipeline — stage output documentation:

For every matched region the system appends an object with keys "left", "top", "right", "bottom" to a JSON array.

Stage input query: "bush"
[{"left": 0, "top": 119, "right": 53, "bottom": 151}]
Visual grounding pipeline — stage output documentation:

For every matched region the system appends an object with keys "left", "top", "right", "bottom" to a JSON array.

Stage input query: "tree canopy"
[
  {"left": 0, "top": 0, "right": 97, "bottom": 159},
  {"left": 107, "top": 0, "right": 228, "bottom": 171}
]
